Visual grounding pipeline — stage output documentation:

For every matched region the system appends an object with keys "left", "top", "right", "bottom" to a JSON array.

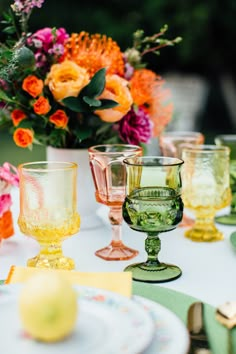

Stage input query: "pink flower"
[
  {"left": 124, "top": 62, "right": 134, "bottom": 80},
  {"left": 12, "top": 0, "right": 44, "bottom": 14},
  {"left": 48, "top": 43, "right": 64, "bottom": 57},
  {"left": 117, "top": 107, "right": 153, "bottom": 145},
  {"left": 34, "top": 52, "right": 47, "bottom": 68},
  {"left": 0, "top": 194, "right": 12, "bottom": 217},
  {"left": 0, "top": 163, "right": 19, "bottom": 187},
  {"left": 28, "top": 27, "right": 69, "bottom": 53}
]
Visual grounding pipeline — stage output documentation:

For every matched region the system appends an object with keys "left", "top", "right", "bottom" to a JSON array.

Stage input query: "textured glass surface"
[
  {"left": 88, "top": 144, "right": 142, "bottom": 260},
  {"left": 18, "top": 161, "right": 80, "bottom": 269},
  {"left": 159, "top": 131, "right": 204, "bottom": 227},
  {"left": 122, "top": 156, "right": 183, "bottom": 283},
  {"left": 182, "top": 145, "right": 231, "bottom": 241},
  {"left": 215, "top": 135, "right": 236, "bottom": 225}
]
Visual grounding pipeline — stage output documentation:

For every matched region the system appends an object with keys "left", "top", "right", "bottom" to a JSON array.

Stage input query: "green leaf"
[
  {"left": 17, "top": 120, "right": 33, "bottom": 129},
  {"left": 62, "top": 96, "right": 89, "bottom": 112},
  {"left": 3, "top": 26, "right": 15, "bottom": 34},
  {"left": 0, "top": 90, "right": 11, "bottom": 102},
  {"left": 80, "top": 68, "right": 106, "bottom": 98},
  {"left": 98, "top": 99, "right": 119, "bottom": 110},
  {"left": 73, "top": 127, "right": 92, "bottom": 141},
  {"left": 83, "top": 96, "right": 101, "bottom": 107},
  {"left": 32, "top": 137, "right": 43, "bottom": 145}
]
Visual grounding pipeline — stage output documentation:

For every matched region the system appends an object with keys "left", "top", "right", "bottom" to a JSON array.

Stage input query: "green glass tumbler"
[
  {"left": 215, "top": 135, "right": 236, "bottom": 225},
  {"left": 122, "top": 156, "right": 184, "bottom": 283}
]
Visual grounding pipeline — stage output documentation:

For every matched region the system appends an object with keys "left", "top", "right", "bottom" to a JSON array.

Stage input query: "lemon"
[{"left": 18, "top": 271, "right": 78, "bottom": 342}]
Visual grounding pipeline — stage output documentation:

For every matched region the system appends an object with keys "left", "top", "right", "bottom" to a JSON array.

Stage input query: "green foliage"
[{"left": 62, "top": 68, "right": 118, "bottom": 113}]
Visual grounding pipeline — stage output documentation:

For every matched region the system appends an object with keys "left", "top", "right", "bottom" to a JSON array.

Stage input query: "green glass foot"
[
  {"left": 124, "top": 262, "right": 182, "bottom": 283},
  {"left": 215, "top": 214, "right": 236, "bottom": 225}
]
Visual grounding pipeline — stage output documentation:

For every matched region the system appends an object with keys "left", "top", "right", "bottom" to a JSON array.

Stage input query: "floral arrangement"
[
  {"left": 0, "top": 0, "right": 181, "bottom": 149},
  {"left": 0, "top": 162, "right": 19, "bottom": 240}
]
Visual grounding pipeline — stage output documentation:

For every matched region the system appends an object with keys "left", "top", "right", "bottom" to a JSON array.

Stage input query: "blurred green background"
[{"left": 1, "top": 0, "right": 236, "bottom": 165}]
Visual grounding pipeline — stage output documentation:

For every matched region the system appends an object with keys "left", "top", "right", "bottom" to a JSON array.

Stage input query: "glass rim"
[
  {"left": 181, "top": 144, "right": 230, "bottom": 153},
  {"left": 215, "top": 134, "right": 236, "bottom": 141},
  {"left": 18, "top": 161, "right": 78, "bottom": 172},
  {"left": 160, "top": 131, "right": 204, "bottom": 138},
  {"left": 88, "top": 144, "right": 143, "bottom": 154},
  {"left": 123, "top": 156, "right": 184, "bottom": 167}
]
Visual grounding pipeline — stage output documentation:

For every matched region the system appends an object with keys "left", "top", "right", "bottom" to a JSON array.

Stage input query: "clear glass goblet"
[
  {"left": 18, "top": 161, "right": 80, "bottom": 269},
  {"left": 215, "top": 134, "right": 236, "bottom": 225},
  {"left": 159, "top": 131, "right": 204, "bottom": 227},
  {"left": 88, "top": 144, "right": 143, "bottom": 261},
  {"left": 122, "top": 156, "right": 184, "bottom": 283},
  {"left": 181, "top": 145, "right": 231, "bottom": 242}
]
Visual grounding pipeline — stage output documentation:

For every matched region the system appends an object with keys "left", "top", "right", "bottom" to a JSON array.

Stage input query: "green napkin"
[{"left": 133, "top": 281, "right": 235, "bottom": 354}]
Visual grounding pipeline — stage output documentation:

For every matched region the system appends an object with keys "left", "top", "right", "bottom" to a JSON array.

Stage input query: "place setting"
[
  {"left": 1, "top": 1, "right": 236, "bottom": 353},
  {"left": 0, "top": 273, "right": 190, "bottom": 354},
  {"left": 0, "top": 143, "right": 234, "bottom": 354}
]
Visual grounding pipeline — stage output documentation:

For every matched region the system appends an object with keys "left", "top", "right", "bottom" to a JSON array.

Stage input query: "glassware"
[
  {"left": 18, "top": 161, "right": 80, "bottom": 269},
  {"left": 181, "top": 145, "right": 231, "bottom": 242},
  {"left": 159, "top": 131, "right": 204, "bottom": 227},
  {"left": 88, "top": 144, "right": 143, "bottom": 261},
  {"left": 214, "top": 135, "right": 236, "bottom": 225},
  {"left": 122, "top": 156, "right": 184, "bottom": 283}
]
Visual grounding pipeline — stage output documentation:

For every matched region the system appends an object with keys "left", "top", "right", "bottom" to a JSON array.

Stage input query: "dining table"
[{"left": 1, "top": 187, "right": 236, "bottom": 354}]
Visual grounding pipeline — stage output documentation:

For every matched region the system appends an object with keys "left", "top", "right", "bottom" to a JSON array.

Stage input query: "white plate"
[
  {"left": 0, "top": 284, "right": 154, "bottom": 354},
  {"left": 134, "top": 296, "right": 190, "bottom": 354}
]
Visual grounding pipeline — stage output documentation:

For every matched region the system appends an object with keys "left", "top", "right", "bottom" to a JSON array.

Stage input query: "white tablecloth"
[{"left": 1, "top": 188, "right": 235, "bottom": 308}]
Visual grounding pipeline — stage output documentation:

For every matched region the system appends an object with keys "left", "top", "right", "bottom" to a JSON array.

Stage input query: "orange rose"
[
  {"left": 33, "top": 96, "right": 51, "bottom": 115},
  {"left": 22, "top": 75, "right": 44, "bottom": 98},
  {"left": 49, "top": 110, "right": 69, "bottom": 128},
  {"left": 11, "top": 109, "right": 27, "bottom": 126},
  {"left": 96, "top": 74, "right": 133, "bottom": 123},
  {"left": 13, "top": 128, "right": 34, "bottom": 148},
  {"left": 45, "top": 60, "right": 89, "bottom": 101}
]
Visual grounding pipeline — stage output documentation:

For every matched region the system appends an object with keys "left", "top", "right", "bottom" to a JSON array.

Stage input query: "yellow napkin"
[{"left": 5, "top": 266, "right": 132, "bottom": 298}]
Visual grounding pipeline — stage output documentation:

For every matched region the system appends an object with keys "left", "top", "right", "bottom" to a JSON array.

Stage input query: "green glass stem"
[
  {"left": 144, "top": 233, "right": 161, "bottom": 267},
  {"left": 230, "top": 192, "right": 236, "bottom": 214}
]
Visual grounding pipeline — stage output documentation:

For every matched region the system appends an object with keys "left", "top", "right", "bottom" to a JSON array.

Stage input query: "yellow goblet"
[
  {"left": 18, "top": 161, "right": 80, "bottom": 269},
  {"left": 181, "top": 145, "right": 231, "bottom": 242},
  {"left": 159, "top": 131, "right": 204, "bottom": 227}
]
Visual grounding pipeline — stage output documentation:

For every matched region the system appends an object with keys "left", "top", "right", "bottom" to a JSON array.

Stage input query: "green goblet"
[
  {"left": 215, "top": 135, "right": 236, "bottom": 225},
  {"left": 122, "top": 156, "right": 184, "bottom": 283}
]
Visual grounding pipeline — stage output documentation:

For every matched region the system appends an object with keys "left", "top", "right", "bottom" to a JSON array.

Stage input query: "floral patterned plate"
[
  {"left": 134, "top": 296, "right": 190, "bottom": 354},
  {"left": 0, "top": 284, "right": 154, "bottom": 354}
]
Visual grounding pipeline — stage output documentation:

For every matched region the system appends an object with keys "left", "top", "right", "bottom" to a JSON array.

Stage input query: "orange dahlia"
[
  {"left": 62, "top": 31, "right": 125, "bottom": 78},
  {"left": 130, "top": 69, "right": 173, "bottom": 136}
]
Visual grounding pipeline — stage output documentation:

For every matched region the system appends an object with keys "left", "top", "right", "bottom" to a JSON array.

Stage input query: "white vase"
[{"left": 46, "top": 146, "right": 104, "bottom": 230}]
